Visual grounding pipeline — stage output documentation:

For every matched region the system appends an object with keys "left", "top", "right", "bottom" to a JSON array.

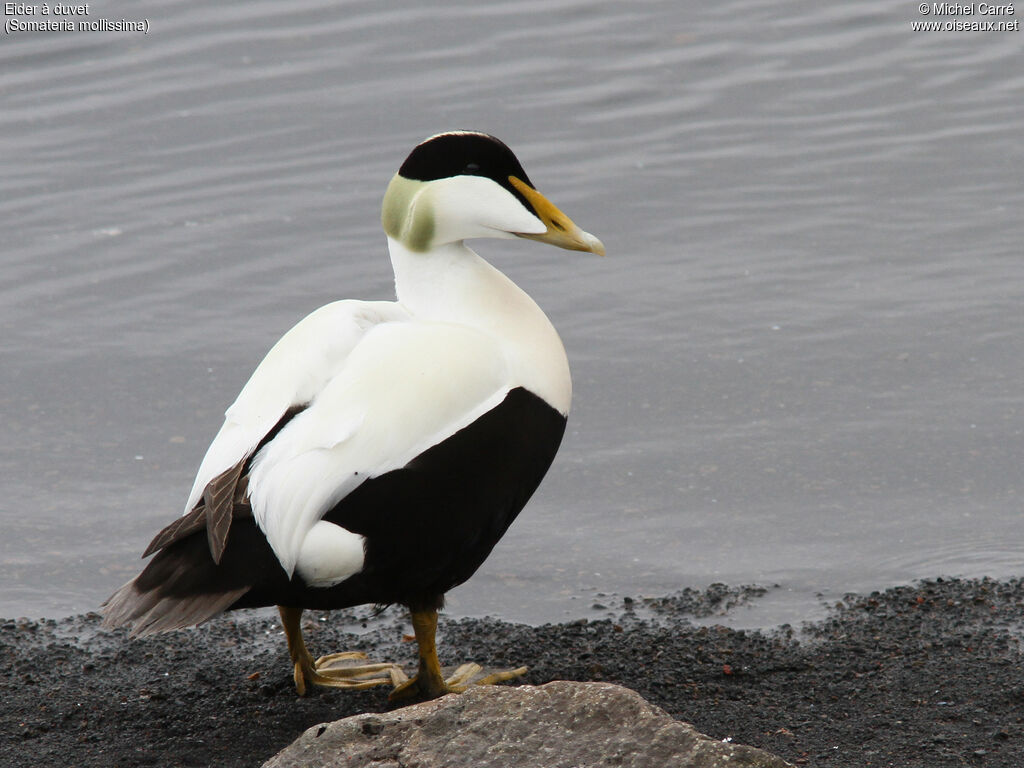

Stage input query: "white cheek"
[{"left": 430, "top": 176, "right": 544, "bottom": 242}]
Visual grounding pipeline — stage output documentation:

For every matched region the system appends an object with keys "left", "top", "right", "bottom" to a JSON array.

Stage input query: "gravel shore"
[{"left": 2, "top": 577, "right": 1022, "bottom": 767}]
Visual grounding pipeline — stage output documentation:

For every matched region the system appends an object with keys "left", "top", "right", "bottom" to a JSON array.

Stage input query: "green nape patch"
[{"left": 381, "top": 175, "right": 434, "bottom": 252}]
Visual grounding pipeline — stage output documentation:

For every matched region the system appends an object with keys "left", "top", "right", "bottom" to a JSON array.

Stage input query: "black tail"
[{"left": 101, "top": 513, "right": 287, "bottom": 635}]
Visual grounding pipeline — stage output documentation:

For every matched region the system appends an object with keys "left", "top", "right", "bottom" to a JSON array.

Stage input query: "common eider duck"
[{"left": 102, "top": 131, "right": 604, "bottom": 701}]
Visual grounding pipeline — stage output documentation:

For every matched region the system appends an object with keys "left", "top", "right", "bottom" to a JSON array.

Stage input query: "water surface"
[{"left": 2, "top": 0, "right": 1022, "bottom": 626}]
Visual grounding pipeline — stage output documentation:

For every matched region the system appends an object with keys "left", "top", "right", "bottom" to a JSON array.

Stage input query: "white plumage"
[
  {"left": 183, "top": 300, "right": 408, "bottom": 514},
  {"left": 104, "top": 131, "right": 603, "bottom": 702},
  {"left": 184, "top": 235, "right": 572, "bottom": 585}
]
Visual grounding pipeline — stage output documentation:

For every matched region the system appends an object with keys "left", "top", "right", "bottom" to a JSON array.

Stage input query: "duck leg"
[
  {"left": 278, "top": 606, "right": 407, "bottom": 695},
  {"left": 388, "top": 607, "right": 528, "bottom": 703}
]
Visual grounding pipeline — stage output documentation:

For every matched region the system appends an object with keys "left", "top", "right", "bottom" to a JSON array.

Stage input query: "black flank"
[{"left": 107, "top": 387, "right": 566, "bottom": 626}]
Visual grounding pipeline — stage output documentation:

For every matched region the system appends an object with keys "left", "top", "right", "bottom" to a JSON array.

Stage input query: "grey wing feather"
[{"left": 140, "top": 458, "right": 249, "bottom": 563}]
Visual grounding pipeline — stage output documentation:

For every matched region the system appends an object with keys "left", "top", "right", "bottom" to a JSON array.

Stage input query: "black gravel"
[{"left": 2, "top": 577, "right": 1023, "bottom": 767}]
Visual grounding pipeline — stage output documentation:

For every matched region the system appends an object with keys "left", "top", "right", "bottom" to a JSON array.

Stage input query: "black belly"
[{"left": 233, "top": 386, "right": 567, "bottom": 612}]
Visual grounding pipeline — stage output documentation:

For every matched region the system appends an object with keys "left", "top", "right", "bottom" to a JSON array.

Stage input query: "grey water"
[{"left": 2, "top": 0, "right": 1022, "bottom": 629}]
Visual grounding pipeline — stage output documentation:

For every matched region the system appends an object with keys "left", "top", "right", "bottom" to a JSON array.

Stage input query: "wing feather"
[
  {"left": 201, "top": 459, "right": 245, "bottom": 563},
  {"left": 247, "top": 321, "right": 513, "bottom": 577},
  {"left": 181, "top": 300, "right": 409, "bottom": 516},
  {"left": 141, "top": 506, "right": 207, "bottom": 559}
]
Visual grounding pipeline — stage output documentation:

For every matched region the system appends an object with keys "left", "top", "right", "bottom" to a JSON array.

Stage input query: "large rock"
[{"left": 263, "top": 681, "right": 792, "bottom": 768}]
